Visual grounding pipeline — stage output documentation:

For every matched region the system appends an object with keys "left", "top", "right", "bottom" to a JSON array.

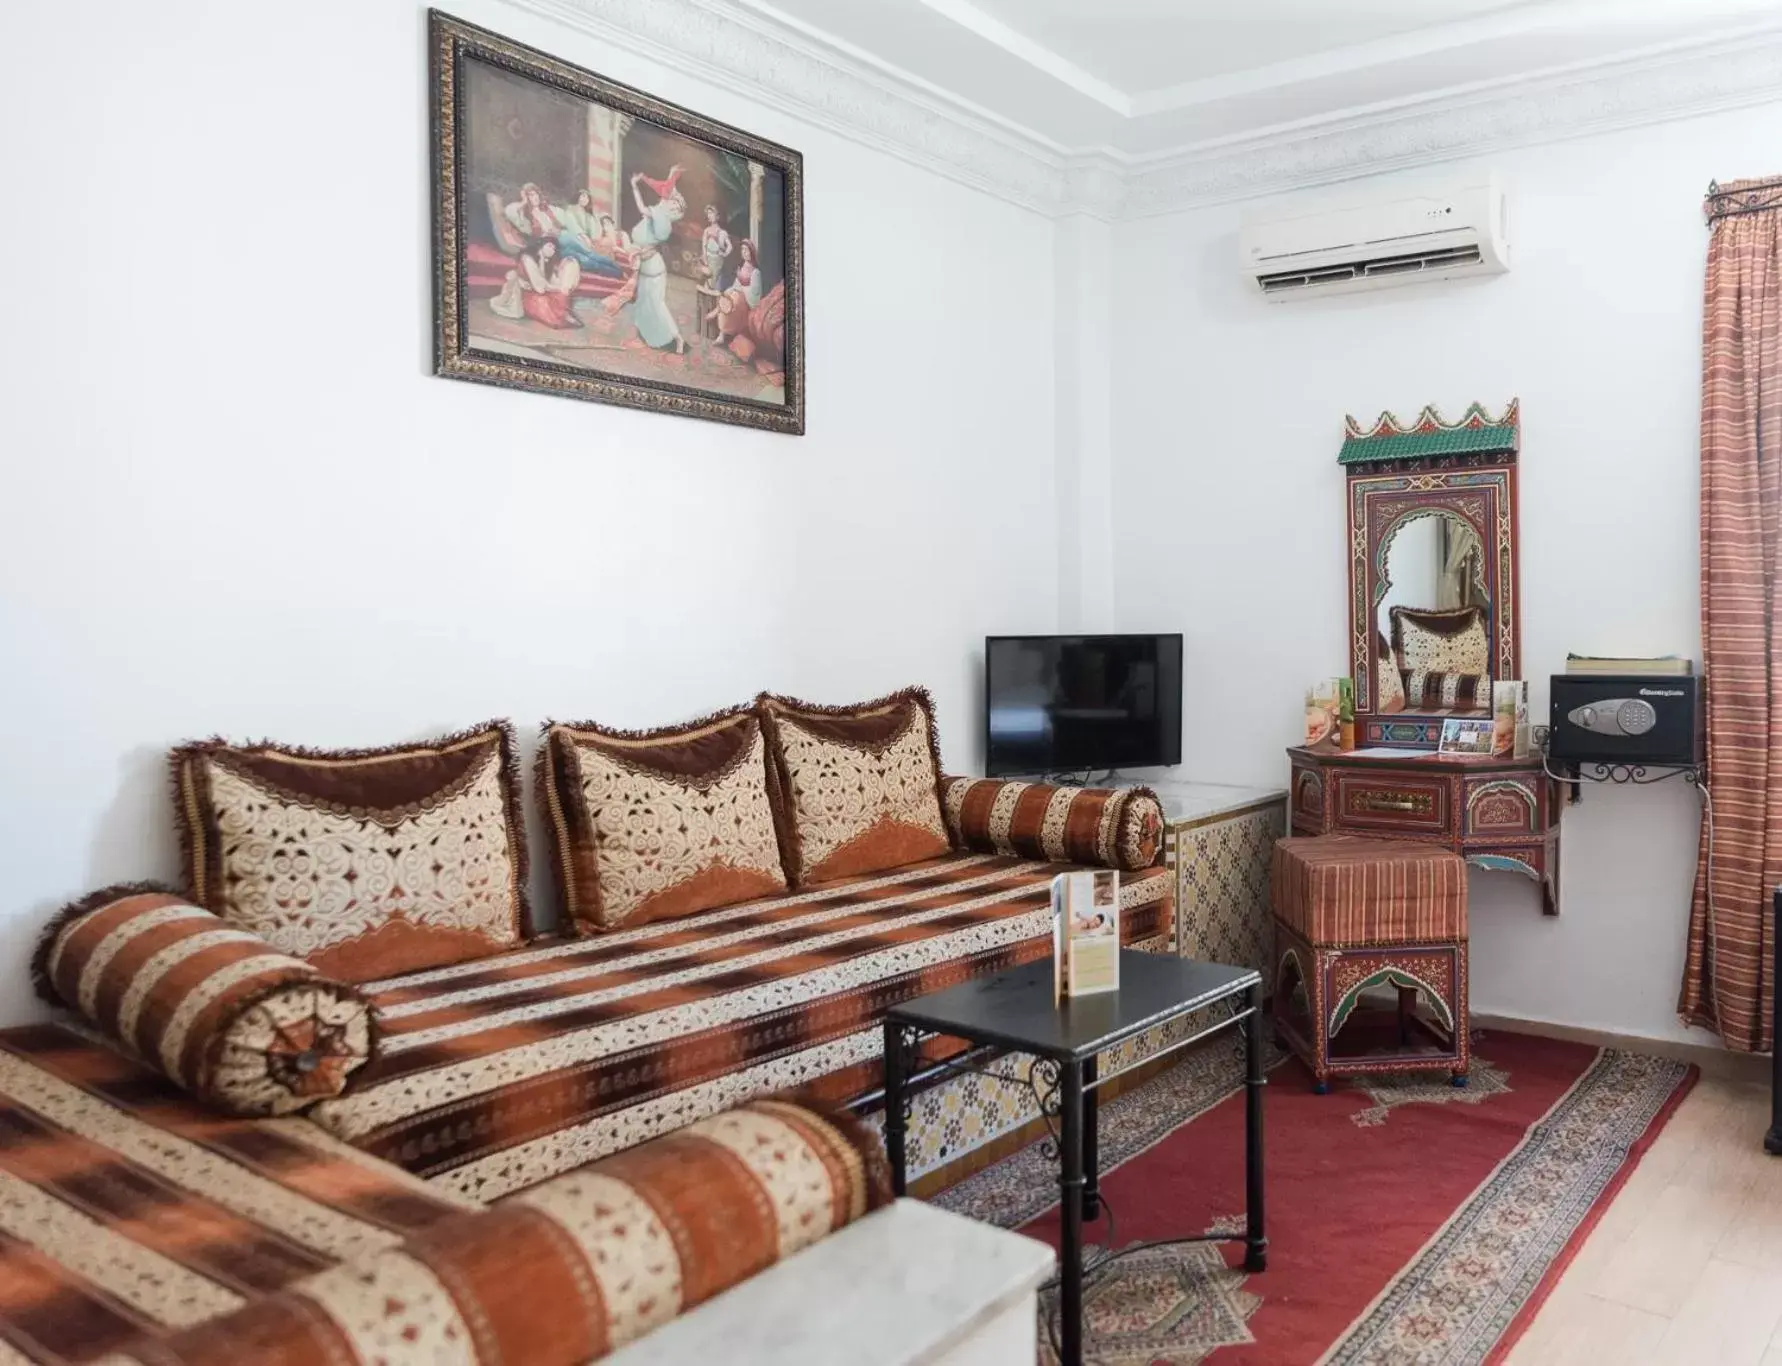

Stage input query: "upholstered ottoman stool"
[{"left": 1270, "top": 835, "right": 1469, "bottom": 1092}]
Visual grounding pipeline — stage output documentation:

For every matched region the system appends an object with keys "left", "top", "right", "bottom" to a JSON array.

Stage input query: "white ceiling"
[
  {"left": 734, "top": 0, "right": 1782, "bottom": 157},
  {"left": 958, "top": 0, "right": 1534, "bottom": 91}
]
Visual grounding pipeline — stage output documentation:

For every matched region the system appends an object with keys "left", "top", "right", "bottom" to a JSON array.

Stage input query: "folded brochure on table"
[{"left": 1053, "top": 869, "right": 1119, "bottom": 999}]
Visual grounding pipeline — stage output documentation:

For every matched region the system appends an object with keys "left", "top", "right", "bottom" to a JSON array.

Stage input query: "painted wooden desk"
[{"left": 1285, "top": 746, "right": 1563, "bottom": 916}]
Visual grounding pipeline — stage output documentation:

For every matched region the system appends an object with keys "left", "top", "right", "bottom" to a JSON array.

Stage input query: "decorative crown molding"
[
  {"left": 500, "top": 0, "right": 1782, "bottom": 220},
  {"left": 502, "top": 0, "right": 1076, "bottom": 216},
  {"left": 1120, "top": 27, "right": 1782, "bottom": 215}
]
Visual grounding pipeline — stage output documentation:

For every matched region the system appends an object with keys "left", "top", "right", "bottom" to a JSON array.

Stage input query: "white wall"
[
  {"left": 0, "top": 0, "right": 1059, "bottom": 1014},
  {"left": 1111, "top": 103, "right": 1782, "bottom": 1047}
]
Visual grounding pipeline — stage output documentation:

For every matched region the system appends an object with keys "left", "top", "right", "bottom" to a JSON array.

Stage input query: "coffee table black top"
[{"left": 887, "top": 950, "right": 1259, "bottom": 1062}]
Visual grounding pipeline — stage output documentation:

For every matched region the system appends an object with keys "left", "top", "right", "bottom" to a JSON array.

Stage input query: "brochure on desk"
[{"left": 1052, "top": 870, "right": 1119, "bottom": 999}]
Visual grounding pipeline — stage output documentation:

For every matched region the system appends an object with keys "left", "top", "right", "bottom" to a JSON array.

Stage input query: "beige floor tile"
[
  {"left": 1505, "top": 1283, "right": 1666, "bottom": 1365},
  {"left": 1509, "top": 1067, "right": 1782, "bottom": 1361},
  {"left": 1648, "top": 1257, "right": 1782, "bottom": 1366},
  {"left": 1585, "top": 1177, "right": 1754, "bottom": 1316}
]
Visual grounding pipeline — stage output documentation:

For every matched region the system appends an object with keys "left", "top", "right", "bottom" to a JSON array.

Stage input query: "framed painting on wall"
[{"left": 429, "top": 10, "right": 804, "bottom": 434}]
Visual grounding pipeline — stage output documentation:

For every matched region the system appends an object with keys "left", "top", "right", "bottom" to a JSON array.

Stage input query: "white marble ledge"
[
  {"left": 1142, "top": 778, "right": 1288, "bottom": 826},
  {"left": 605, "top": 1198, "right": 1054, "bottom": 1366}
]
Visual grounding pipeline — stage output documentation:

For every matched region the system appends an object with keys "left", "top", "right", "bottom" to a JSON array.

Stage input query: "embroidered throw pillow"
[
  {"left": 940, "top": 776, "right": 1164, "bottom": 870},
  {"left": 1391, "top": 605, "right": 1491, "bottom": 677},
  {"left": 540, "top": 707, "right": 788, "bottom": 934},
  {"left": 172, "top": 723, "right": 529, "bottom": 983},
  {"left": 756, "top": 688, "right": 950, "bottom": 886},
  {"left": 33, "top": 884, "right": 376, "bottom": 1115}
]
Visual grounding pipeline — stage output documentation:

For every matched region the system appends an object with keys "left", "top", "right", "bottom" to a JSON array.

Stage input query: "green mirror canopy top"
[{"left": 1338, "top": 400, "right": 1520, "bottom": 467}]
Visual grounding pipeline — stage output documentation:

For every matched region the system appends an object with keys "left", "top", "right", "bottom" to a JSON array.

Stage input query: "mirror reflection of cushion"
[
  {"left": 1402, "top": 670, "right": 1491, "bottom": 711},
  {"left": 1376, "top": 632, "right": 1408, "bottom": 714},
  {"left": 1391, "top": 605, "right": 1490, "bottom": 676}
]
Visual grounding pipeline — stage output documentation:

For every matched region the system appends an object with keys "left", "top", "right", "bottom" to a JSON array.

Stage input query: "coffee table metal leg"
[
  {"left": 883, "top": 1021, "right": 907, "bottom": 1197},
  {"left": 1059, "top": 1056, "right": 1085, "bottom": 1365},
  {"left": 1083, "top": 1053, "right": 1100, "bottom": 1221},
  {"left": 1244, "top": 983, "right": 1269, "bottom": 1273}
]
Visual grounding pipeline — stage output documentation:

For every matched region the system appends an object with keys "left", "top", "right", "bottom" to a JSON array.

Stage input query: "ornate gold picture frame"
[{"left": 430, "top": 11, "right": 805, "bottom": 433}]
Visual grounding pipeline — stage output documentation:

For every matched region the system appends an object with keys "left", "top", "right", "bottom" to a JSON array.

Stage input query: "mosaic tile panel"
[{"left": 1170, "top": 801, "right": 1287, "bottom": 976}]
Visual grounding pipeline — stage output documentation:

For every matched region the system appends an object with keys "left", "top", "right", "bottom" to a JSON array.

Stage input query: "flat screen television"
[{"left": 985, "top": 634, "right": 1183, "bottom": 777}]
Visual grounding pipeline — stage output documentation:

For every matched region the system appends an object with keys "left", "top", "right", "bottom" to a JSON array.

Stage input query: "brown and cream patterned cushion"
[
  {"left": 756, "top": 688, "right": 951, "bottom": 886},
  {"left": 32, "top": 884, "right": 376, "bottom": 1114},
  {"left": 1402, "top": 670, "right": 1491, "bottom": 711},
  {"left": 1390, "top": 605, "right": 1491, "bottom": 677},
  {"left": 540, "top": 707, "right": 788, "bottom": 934},
  {"left": 940, "top": 776, "right": 1164, "bottom": 870},
  {"left": 172, "top": 723, "right": 529, "bottom": 983},
  {"left": 113, "top": 1098, "right": 889, "bottom": 1366}
]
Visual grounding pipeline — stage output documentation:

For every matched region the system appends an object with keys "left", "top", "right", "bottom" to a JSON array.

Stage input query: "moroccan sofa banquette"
[{"left": 2, "top": 687, "right": 1168, "bottom": 1362}]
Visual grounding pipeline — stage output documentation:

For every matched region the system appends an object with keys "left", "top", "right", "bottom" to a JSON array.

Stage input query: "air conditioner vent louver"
[
  {"left": 1258, "top": 245, "right": 1485, "bottom": 295},
  {"left": 1240, "top": 176, "right": 1508, "bottom": 300}
]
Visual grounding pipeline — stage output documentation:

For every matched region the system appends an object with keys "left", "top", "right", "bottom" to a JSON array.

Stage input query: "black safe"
[{"left": 1547, "top": 674, "right": 1700, "bottom": 768}]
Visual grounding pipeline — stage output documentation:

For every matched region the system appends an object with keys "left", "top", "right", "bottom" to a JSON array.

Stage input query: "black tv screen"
[{"left": 985, "top": 634, "right": 1182, "bottom": 777}]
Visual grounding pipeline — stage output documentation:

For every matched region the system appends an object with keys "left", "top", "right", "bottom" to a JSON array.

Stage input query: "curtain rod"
[{"left": 1707, "top": 176, "right": 1782, "bottom": 221}]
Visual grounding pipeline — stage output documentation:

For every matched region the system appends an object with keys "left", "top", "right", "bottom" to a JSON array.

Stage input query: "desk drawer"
[{"left": 1330, "top": 771, "right": 1453, "bottom": 837}]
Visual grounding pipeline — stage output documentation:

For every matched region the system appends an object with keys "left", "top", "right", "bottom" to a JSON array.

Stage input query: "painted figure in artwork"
[
  {"left": 490, "top": 238, "right": 584, "bottom": 328},
  {"left": 503, "top": 183, "right": 556, "bottom": 240},
  {"left": 728, "top": 238, "right": 763, "bottom": 308},
  {"left": 623, "top": 164, "right": 688, "bottom": 353},
  {"left": 700, "top": 204, "right": 733, "bottom": 288},
  {"left": 552, "top": 189, "right": 626, "bottom": 277},
  {"left": 594, "top": 213, "right": 631, "bottom": 257},
  {"left": 704, "top": 239, "right": 770, "bottom": 353}
]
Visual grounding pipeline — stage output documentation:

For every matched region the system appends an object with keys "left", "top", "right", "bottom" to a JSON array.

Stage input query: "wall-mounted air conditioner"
[{"left": 1238, "top": 174, "right": 1510, "bottom": 300}]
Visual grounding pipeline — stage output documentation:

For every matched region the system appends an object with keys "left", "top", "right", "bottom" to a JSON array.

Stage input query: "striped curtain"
[{"left": 1681, "top": 178, "right": 1782, "bottom": 1052}]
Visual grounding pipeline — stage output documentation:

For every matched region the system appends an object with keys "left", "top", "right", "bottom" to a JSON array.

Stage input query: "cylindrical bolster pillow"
[
  {"left": 106, "top": 1098, "right": 892, "bottom": 1366},
  {"left": 941, "top": 775, "right": 1165, "bottom": 870},
  {"left": 32, "top": 883, "right": 376, "bottom": 1116}
]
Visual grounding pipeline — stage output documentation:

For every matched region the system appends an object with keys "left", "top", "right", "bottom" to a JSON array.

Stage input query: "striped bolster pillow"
[
  {"left": 32, "top": 883, "right": 376, "bottom": 1116},
  {"left": 1401, "top": 670, "right": 1491, "bottom": 710},
  {"left": 941, "top": 775, "right": 1164, "bottom": 870},
  {"left": 105, "top": 1098, "right": 892, "bottom": 1366}
]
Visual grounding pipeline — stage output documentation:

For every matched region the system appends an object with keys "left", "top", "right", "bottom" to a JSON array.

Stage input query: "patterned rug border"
[
  {"left": 1320, "top": 1046, "right": 1693, "bottom": 1365},
  {"left": 1468, "top": 1050, "right": 1695, "bottom": 1366},
  {"left": 933, "top": 1037, "right": 1695, "bottom": 1366}
]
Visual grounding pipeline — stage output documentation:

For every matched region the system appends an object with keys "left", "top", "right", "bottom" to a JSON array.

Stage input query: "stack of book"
[{"left": 1564, "top": 655, "right": 1694, "bottom": 676}]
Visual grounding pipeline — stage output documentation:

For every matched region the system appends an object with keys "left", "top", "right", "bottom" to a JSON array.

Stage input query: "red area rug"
[{"left": 933, "top": 1029, "right": 1694, "bottom": 1365}]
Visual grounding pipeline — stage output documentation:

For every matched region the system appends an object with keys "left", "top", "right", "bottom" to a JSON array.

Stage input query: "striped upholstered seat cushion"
[
  {"left": 941, "top": 776, "right": 1164, "bottom": 871},
  {"left": 34, "top": 885, "right": 376, "bottom": 1115},
  {"left": 0, "top": 1023, "right": 474, "bottom": 1363},
  {"left": 106, "top": 1099, "right": 889, "bottom": 1366},
  {"left": 307, "top": 852, "right": 1172, "bottom": 1201},
  {"left": 1270, "top": 835, "right": 1468, "bottom": 947}
]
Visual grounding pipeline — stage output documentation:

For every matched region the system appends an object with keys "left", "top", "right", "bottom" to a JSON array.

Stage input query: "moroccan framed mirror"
[{"left": 1343, "top": 401, "right": 1522, "bottom": 748}]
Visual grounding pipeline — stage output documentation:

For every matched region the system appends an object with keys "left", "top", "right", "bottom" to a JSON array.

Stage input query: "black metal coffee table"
[{"left": 882, "top": 950, "right": 1266, "bottom": 1366}]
